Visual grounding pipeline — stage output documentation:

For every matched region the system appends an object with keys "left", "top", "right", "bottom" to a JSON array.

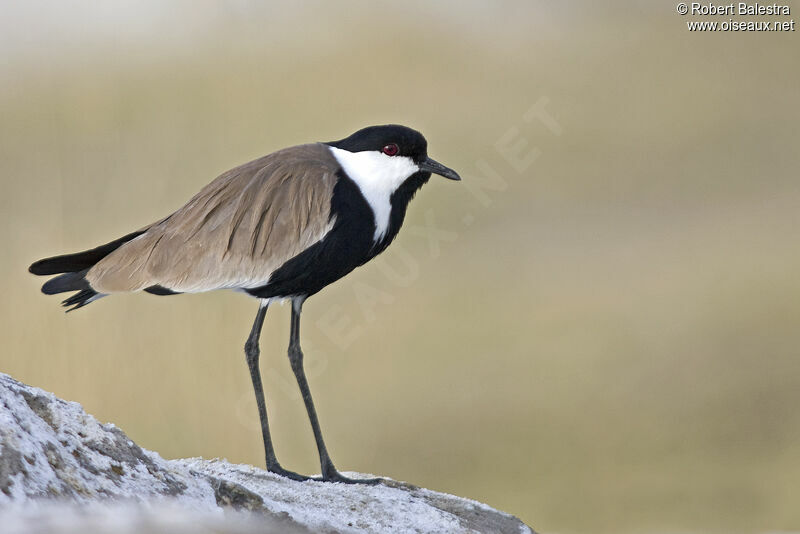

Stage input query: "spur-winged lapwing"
[{"left": 29, "top": 124, "right": 460, "bottom": 483}]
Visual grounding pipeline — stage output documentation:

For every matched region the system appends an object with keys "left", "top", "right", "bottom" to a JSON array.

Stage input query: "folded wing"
[{"left": 86, "top": 144, "right": 339, "bottom": 294}]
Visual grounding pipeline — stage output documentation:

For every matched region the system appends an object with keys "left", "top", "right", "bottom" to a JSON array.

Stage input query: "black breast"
[
  {"left": 247, "top": 171, "right": 378, "bottom": 299},
  {"left": 247, "top": 169, "right": 430, "bottom": 300}
]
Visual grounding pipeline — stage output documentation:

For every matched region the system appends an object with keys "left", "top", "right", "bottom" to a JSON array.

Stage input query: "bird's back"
[{"left": 86, "top": 143, "right": 340, "bottom": 294}]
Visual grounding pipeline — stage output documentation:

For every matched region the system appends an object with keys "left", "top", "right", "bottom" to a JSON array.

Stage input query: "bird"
[{"left": 29, "top": 124, "right": 461, "bottom": 484}]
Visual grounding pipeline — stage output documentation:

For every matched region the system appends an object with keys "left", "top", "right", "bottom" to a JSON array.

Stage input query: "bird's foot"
[
  {"left": 267, "top": 464, "right": 312, "bottom": 482},
  {"left": 316, "top": 469, "right": 383, "bottom": 485}
]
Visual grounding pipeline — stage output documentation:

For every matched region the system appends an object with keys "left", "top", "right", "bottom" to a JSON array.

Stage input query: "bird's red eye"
[{"left": 382, "top": 143, "right": 399, "bottom": 156}]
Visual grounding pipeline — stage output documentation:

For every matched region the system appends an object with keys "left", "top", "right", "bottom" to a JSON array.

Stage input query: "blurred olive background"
[{"left": 2, "top": 2, "right": 799, "bottom": 532}]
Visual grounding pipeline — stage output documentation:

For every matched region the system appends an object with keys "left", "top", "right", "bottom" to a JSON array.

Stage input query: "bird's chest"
[
  {"left": 356, "top": 188, "right": 394, "bottom": 243},
  {"left": 330, "top": 176, "right": 406, "bottom": 262},
  {"left": 245, "top": 175, "right": 407, "bottom": 299}
]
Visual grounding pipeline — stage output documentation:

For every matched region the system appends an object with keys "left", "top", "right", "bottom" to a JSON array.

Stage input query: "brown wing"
[{"left": 86, "top": 144, "right": 339, "bottom": 294}]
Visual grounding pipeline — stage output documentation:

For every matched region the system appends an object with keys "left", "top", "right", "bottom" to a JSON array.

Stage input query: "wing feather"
[{"left": 86, "top": 144, "right": 339, "bottom": 294}]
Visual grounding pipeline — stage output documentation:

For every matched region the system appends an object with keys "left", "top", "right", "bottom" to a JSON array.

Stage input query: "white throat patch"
[{"left": 328, "top": 146, "right": 419, "bottom": 242}]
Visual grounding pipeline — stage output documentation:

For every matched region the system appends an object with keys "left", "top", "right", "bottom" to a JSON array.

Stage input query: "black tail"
[
  {"left": 29, "top": 230, "right": 145, "bottom": 276},
  {"left": 29, "top": 230, "right": 146, "bottom": 311}
]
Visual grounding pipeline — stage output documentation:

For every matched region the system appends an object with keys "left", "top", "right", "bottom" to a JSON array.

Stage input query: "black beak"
[{"left": 419, "top": 157, "right": 461, "bottom": 181}]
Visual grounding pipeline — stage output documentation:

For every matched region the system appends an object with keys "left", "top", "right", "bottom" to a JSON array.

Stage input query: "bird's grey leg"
[
  {"left": 288, "top": 297, "right": 380, "bottom": 484},
  {"left": 245, "top": 299, "right": 310, "bottom": 482}
]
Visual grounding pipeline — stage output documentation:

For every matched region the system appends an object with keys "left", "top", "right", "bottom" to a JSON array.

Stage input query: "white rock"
[{"left": 0, "top": 373, "right": 533, "bottom": 534}]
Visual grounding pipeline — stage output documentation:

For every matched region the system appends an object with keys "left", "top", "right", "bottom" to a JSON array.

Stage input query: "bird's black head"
[
  {"left": 328, "top": 125, "right": 427, "bottom": 162},
  {"left": 326, "top": 124, "right": 461, "bottom": 181}
]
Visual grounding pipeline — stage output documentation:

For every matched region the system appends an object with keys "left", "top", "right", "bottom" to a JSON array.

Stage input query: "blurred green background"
[{"left": 2, "top": 2, "right": 798, "bottom": 532}]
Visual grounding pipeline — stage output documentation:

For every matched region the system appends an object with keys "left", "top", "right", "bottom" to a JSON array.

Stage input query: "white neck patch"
[{"left": 328, "top": 146, "right": 419, "bottom": 242}]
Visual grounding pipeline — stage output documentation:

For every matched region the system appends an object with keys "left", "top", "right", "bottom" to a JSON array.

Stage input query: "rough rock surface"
[{"left": 0, "top": 373, "right": 533, "bottom": 533}]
